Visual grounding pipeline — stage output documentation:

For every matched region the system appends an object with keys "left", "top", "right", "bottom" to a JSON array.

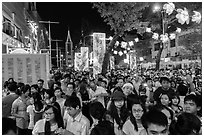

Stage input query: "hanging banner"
[
  {"left": 110, "top": 55, "right": 115, "bottom": 70},
  {"left": 74, "top": 53, "right": 81, "bottom": 71},
  {"left": 93, "top": 33, "right": 106, "bottom": 77},
  {"left": 80, "top": 47, "right": 89, "bottom": 71},
  {"left": 130, "top": 53, "right": 137, "bottom": 70}
]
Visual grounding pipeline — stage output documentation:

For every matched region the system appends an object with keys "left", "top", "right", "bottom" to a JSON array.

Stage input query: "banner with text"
[
  {"left": 74, "top": 53, "right": 81, "bottom": 71},
  {"left": 80, "top": 47, "right": 89, "bottom": 71},
  {"left": 93, "top": 33, "right": 106, "bottom": 77}
]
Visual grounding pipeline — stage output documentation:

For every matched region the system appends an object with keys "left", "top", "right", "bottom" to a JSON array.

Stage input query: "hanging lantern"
[{"left": 118, "top": 51, "right": 123, "bottom": 56}]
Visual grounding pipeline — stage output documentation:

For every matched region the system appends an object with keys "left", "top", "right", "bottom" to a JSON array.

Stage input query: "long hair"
[
  {"left": 44, "top": 105, "right": 64, "bottom": 135},
  {"left": 109, "top": 99, "right": 129, "bottom": 129},
  {"left": 129, "top": 100, "right": 146, "bottom": 131}
]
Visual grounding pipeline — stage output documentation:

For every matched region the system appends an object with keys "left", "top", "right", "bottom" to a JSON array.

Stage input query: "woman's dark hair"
[
  {"left": 171, "top": 93, "right": 181, "bottom": 105},
  {"left": 169, "top": 112, "right": 201, "bottom": 135},
  {"left": 108, "top": 96, "right": 129, "bottom": 129},
  {"left": 45, "top": 89, "right": 55, "bottom": 99},
  {"left": 31, "top": 84, "right": 39, "bottom": 91},
  {"left": 89, "top": 101, "right": 106, "bottom": 121},
  {"left": 153, "top": 104, "right": 174, "bottom": 122},
  {"left": 129, "top": 100, "right": 146, "bottom": 131},
  {"left": 44, "top": 105, "right": 64, "bottom": 135},
  {"left": 22, "top": 84, "right": 31, "bottom": 96}
]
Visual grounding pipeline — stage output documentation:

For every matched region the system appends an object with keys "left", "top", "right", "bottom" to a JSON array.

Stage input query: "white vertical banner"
[
  {"left": 130, "top": 53, "right": 137, "bottom": 70},
  {"left": 74, "top": 53, "right": 81, "bottom": 71},
  {"left": 110, "top": 55, "right": 115, "bottom": 70},
  {"left": 80, "top": 47, "right": 89, "bottom": 71},
  {"left": 93, "top": 33, "right": 106, "bottom": 77}
]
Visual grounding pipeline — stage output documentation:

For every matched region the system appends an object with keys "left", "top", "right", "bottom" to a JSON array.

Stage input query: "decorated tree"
[
  {"left": 92, "top": 2, "right": 150, "bottom": 74},
  {"left": 93, "top": 2, "right": 202, "bottom": 72},
  {"left": 145, "top": 2, "right": 202, "bottom": 70}
]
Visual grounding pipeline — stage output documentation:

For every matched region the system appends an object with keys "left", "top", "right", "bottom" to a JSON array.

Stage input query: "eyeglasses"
[
  {"left": 45, "top": 112, "right": 54, "bottom": 116},
  {"left": 132, "top": 109, "right": 143, "bottom": 113}
]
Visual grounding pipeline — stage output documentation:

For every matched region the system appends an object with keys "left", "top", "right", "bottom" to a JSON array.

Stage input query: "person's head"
[
  {"left": 53, "top": 81, "right": 61, "bottom": 90},
  {"left": 160, "top": 77, "right": 171, "bottom": 90},
  {"left": 131, "top": 101, "right": 146, "bottom": 120},
  {"left": 169, "top": 112, "right": 201, "bottom": 135},
  {"left": 159, "top": 93, "right": 171, "bottom": 106},
  {"left": 31, "top": 84, "right": 39, "bottom": 94},
  {"left": 122, "top": 83, "right": 134, "bottom": 96},
  {"left": 89, "top": 101, "right": 106, "bottom": 121},
  {"left": 116, "top": 77, "right": 124, "bottom": 87},
  {"left": 154, "top": 104, "right": 174, "bottom": 127},
  {"left": 89, "top": 80, "right": 96, "bottom": 90},
  {"left": 146, "top": 77, "right": 153, "bottom": 87},
  {"left": 184, "top": 94, "right": 201, "bottom": 115},
  {"left": 100, "top": 80, "right": 107, "bottom": 88},
  {"left": 37, "top": 79, "right": 44, "bottom": 89},
  {"left": 141, "top": 109, "right": 168, "bottom": 135},
  {"left": 54, "top": 87, "right": 63, "bottom": 98},
  {"left": 111, "top": 87, "right": 126, "bottom": 109},
  {"left": 171, "top": 93, "right": 180, "bottom": 106},
  {"left": 66, "top": 82, "right": 75, "bottom": 94},
  {"left": 63, "top": 74, "right": 70, "bottom": 82},
  {"left": 2, "top": 117, "right": 17, "bottom": 135},
  {"left": 7, "top": 82, "right": 17, "bottom": 93},
  {"left": 44, "top": 105, "right": 63, "bottom": 134},
  {"left": 64, "top": 95, "right": 81, "bottom": 117}
]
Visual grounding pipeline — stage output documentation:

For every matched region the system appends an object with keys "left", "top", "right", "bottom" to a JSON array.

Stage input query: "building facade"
[{"left": 2, "top": 2, "right": 48, "bottom": 54}]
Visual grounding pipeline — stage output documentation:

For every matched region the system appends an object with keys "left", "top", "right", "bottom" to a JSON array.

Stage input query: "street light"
[{"left": 39, "top": 20, "right": 59, "bottom": 68}]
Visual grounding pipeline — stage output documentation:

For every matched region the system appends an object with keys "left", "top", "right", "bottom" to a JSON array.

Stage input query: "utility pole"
[
  {"left": 39, "top": 20, "right": 59, "bottom": 68},
  {"left": 51, "top": 39, "right": 63, "bottom": 68}
]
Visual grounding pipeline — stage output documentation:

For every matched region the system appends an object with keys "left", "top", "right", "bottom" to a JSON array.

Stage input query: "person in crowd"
[
  {"left": 37, "top": 79, "right": 46, "bottom": 100},
  {"left": 54, "top": 87, "right": 66, "bottom": 117},
  {"left": 52, "top": 81, "right": 61, "bottom": 91},
  {"left": 170, "top": 93, "right": 183, "bottom": 117},
  {"left": 169, "top": 112, "right": 202, "bottom": 135},
  {"left": 107, "top": 87, "right": 130, "bottom": 135},
  {"left": 140, "top": 109, "right": 169, "bottom": 135},
  {"left": 122, "top": 100, "right": 146, "bottom": 135},
  {"left": 89, "top": 101, "right": 115, "bottom": 135},
  {"left": 30, "top": 84, "right": 39, "bottom": 94},
  {"left": 11, "top": 84, "right": 30, "bottom": 135},
  {"left": 145, "top": 77, "right": 156, "bottom": 105},
  {"left": 32, "top": 105, "right": 64, "bottom": 135},
  {"left": 61, "top": 73, "right": 70, "bottom": 93},
  {"left": 44, "top": 89, "right": 61, "bottom": 114},
  {"left": 153, "top": 77, "right": 175, "bottom": 105},
  {"left": 183, "top": 94, "right": 202, "bottom": 120},
  {"left": 153, "top": 104, "right": 174, "bottom": 127},
  {"left": 2, "top": 82, "right": 19, "bottom": 118},
  {"left": 2, "top": 117, "right": 17, "bottom": 135},
  {"left": 59, "top": 95, "right": 90, "bottom": 135},
  {"left": 158, "top": 93, "right": 172, "bottom": 108},
  {"left": 2, "top": 81, "right": 9, "bottom": 97}
]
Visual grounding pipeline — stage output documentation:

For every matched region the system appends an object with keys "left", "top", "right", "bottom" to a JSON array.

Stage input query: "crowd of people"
[{"left": 2, "top": 65, "right": 202, "bottom": 135}]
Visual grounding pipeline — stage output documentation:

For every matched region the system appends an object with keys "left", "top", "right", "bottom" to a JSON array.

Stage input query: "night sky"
[{"left": 36, "top": 2, "right": 113, "bottom": 49}]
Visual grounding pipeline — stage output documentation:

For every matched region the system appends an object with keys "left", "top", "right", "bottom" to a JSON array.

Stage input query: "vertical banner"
[
  {"left": 93, "top": 33, "right": 106, "bottom": 77},
  {"left": 80, "top": 47, "right": 89, "bottom": 71},
  {"left": 130, "top": 53, "right": 137, "bottom": 70},
  {"left": 74, "top": 53, "right": 81, "bottom": 71},
  {"left": 110, "top": 55, "right": 115, "bottom": 70}
]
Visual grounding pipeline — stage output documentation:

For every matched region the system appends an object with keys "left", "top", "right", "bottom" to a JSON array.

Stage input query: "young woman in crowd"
[
  {"left": 107, "top": 87, "right": 130, "bottom": 135},
  {"left": 170, "top": 93, "right": 183, "bottom": 117},
  {"left": 32, "top": 105, "right": 64, "bottom": 135},
  {"left": 122, "top": 100, "right": 146, "bottom": 135}
]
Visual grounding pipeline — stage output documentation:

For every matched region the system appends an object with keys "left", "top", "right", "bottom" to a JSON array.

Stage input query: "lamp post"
[
  {"left": 39, "top": 20, "right": 59, "bottom": 68},
  {"left": 51, "top": 39, "right": 63, "bottom": 68}
]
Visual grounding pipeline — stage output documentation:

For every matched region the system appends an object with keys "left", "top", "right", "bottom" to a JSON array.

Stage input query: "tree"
[
  {"left": 92, "top": 2, "right": 150, "bottom": 74},
  {"left": 145, "top": 2, "right": 202, "bottom": 70}
]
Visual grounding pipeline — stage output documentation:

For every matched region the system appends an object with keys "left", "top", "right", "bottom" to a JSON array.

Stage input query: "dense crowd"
[{"left": 2, "top": 66, "right": 202, "bottom": 135}]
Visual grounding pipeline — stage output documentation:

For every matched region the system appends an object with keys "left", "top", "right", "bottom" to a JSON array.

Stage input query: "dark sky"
[{"left": 36, "top": 2, "right": 113, "bottom": 49}]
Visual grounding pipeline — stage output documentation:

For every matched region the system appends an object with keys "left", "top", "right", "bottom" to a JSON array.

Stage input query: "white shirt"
[
  {"left": 122, "top": 119, "right": 144, "bottom": 135},
  {"left": 63, "top": 111, "right": 90, "bottom": 135},
  {"left": 32, "top": 119, "right": 58, "bottom": 135},
  {"left": 27, "top": 105, "right": 35, "bottom": 129}
]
